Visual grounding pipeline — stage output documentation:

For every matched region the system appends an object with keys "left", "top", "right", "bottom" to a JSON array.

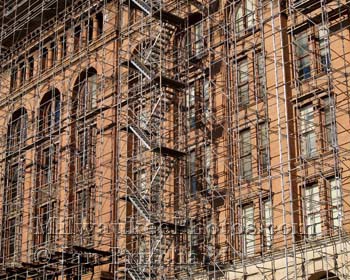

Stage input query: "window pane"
[
  {"left": 295, "top": 34, "right": 311, "bottom": 80},
  {"left": 241, "top": 156, "right": 252, "bottom": 179},
  {"left": 263, "top": 200, "right": 273, "bottom": 248},
  {"left": 203, "top": 80, "right": 210, "bottom": 119},
  {"left": 189, "top": 151, "right": 197, "bottom": 193},
  {"left": 304, "top": 185, "right": 321, "bottom": 236},
  {"left": 139, "top": 169, "right": 148, "bottom": 198},
  {"left": 258, "top": 123, "right": 268, "bottom": 147},
  {"left": 242, "top": 205, "right": 254, "bottom": 255},
  {"left": 187, "top": 86, "right": 196, "bottom": 128},
  {"left": 240, "top": 130, "right": 251, "bottom": 156},
  {"left": 238, "top": 60, "right": 249, "bottom": 106},
  {"left": 246, "top": 0, "right": 255, "bottom": 28},
  {"left": 88, "top": 74, "right": 97, "bottom": 109},
  {"left": 8, "top": 218, "right": 16, "bottom": 257},
  {"left": 319, "top": 26, "right": 330, "bottom": 72},
  {"left": 300, "top": 105, "right": 314, "bottom": 132},
  {"left": 323, "top": 96, "right": 335, "bottom": 148},
  {"left": 240, "top": 130, "right": 252, "bottom": 179},
  {"left": 256, "top": 53, "right": 265, "bottom": 97},
  {"left": 54, "top": 94, "right": 60, "bottom": 125},
  {"left": 194, "top": 22, "right": 203, "bottom": 55},
  {"left": 330, "top": 178, "right": 342, "bottom": 228},
  {"left": 300, "top": 106, "right": 316, "bottom": 157},
  {"left": 205, "top": 145, "right": 211, "bottom": 186},
  {"left": 238, "top": 60, "right": 248, "bottom": 83},
  {"left": 235, "top": 4, "right": 244, "bottom": 33}
]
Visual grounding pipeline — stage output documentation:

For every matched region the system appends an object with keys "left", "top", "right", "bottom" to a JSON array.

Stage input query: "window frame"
[
  {"left": 75, "top": 187, "right": 94, "bottom": 228},
  {"left": 320, "top": 95, "right": 335, "bottom": 151},
  {"left": 299, "top": 104, "right": 317, "bottom": 158},
  {"left": 38, "top": 201, "right": 56, "bottom": 246},
  {"left": 318, "top": 25, "right": 330, "bottom": 73},
  {"left": 203, "top": 79, "right": 210, "bottom": 120},
  {"left": 204, "top": 145, "right": 211, "bottom": 188},
  {"left": 241, "top": 203, "right": 255, "bottom": 256},
  {"left": 39, "top": 144, "right": 58, "bottom": 187},
  {"left": 189, "top": 149, "right": 198, "bottom": 194},
  {"left": 77, "top": 72, "right": 98, "bottom": 116},
  {"left": 237, "top": 59, "right": 249, "bottom": 107},
  {"left": 257, "top": 122, "right": 269, "bottom": 173},
  {"left": 239, "top": 129, "right": 252, "bottom": 180},
  {"left": 76, "top": 125, "right": 96, "bottom": 175},
  {"left": 235, "top": 0, "right": 256, "bottom": 34},
  {"left": 7, "top": 110, "right": 27, "bottom": 150},
  {"left": 3, "top": 217, "right": 16, "bottom": 258},
  {"left": 255, "top": 52, "right": 266, "bottom": 98},
  {"left": 186, "top": 84, "right": 196, "bottom": 129},
  {"left": 262, "top": 199, "right": 273, "bottom": 250},
  {"left": 41, "top": 47, "right": 48, "bottom": 72},
  {"left": 294, "top": 32, "right": 312, "bottom": 80},
  {"left": 193, "top": 21, "right": 204, "bottom": 57},
  {"left": 303, "top": 183, "right": 321, "bottom": 238},
  {"left": 329, "top": 178, "right": 342, "bottom": 229},
  {"left": 39, "top": 90, "right": 61, "bottom": 134}
]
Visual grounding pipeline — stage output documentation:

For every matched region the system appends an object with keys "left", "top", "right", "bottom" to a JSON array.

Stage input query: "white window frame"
[
  {"left": 242, "top": 204, "right": 255, "bottom": 255},
  {"left": 304, "top": 184, "right": 321, "bottom": 238},
  {"left": 295, "top": 33, "right": 311, "bottom": 80},
  {"left": 238, "top": 59, "right": 249, "bottom": 107},
  {"left": 330, "top": 178, "right": 342, "bottom": 228},
  {"left": 240, "top": 129, "right": 252, "bottom": 180},
  {"left": 300, "top": 105, "right": 317, "bottom": 158},
  {"left": 263, "top": 199, "right": 273, "bottom": 249}
]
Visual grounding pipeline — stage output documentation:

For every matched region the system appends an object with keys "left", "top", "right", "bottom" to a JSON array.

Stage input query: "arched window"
[
  {"left": 309, "top": 271, "right": 339, "bottom": 280},
  {"left": 233, "top": 0, "right": 255, "bottom": 34},
  {"left": 72, "top": 68, "right": 98, "bottom": 176},
  {"left": 2, "top": 108, "right": 27, "bottom": 260},
  {"left": 235, "top": 3, "right": 244, "bottom": 33},
  {"left": 35, "top": 90, "right": 60, "bottom": 249},
  {"left": 73, "top": 68, "right": 98, "bottom": 116},
  {"left": 71, "top": 68, "right": 98, "bottom": 248},
  {"left": 39, "top": 89, "right": 60, "bottom": 134},
  {"left": 7, "top": 108, "right": 27, "bottom": 150}
]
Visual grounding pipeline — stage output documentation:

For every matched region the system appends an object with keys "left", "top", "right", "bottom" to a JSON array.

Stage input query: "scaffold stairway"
[
  {"left": 126, "top": 177, "right": 156, "bottom": 223},
  {"left": 128, "top": 268, "right": 148, "bottom": 280}
]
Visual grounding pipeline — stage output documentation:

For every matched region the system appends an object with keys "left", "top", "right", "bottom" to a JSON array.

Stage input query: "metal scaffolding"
[{"left": 0, "top": 0, "right": 350, "bottom": 279}]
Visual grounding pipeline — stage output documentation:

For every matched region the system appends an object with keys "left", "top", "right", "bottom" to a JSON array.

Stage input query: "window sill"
[
  {"left": 75, "top": 170, "right": 96, "bottom": 184},
  {"left": 232, "top": 26, "right": 260, "bottom": 42},
  {"left": 298, "top": 153, "right": 319, "bottom": 162},
  {"left": 293, "top": 70, "right": 329, "bottom": 90}
]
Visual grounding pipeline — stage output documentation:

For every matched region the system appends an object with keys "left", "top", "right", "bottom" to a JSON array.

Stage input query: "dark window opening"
[
  {"left": 239, "top": 129, "right": 252, "bottom": 180},
  {"left": 74, "top": 69, "right": 98, "bottom": 115},
  {"left": 38, "top": 203, "right": 56, "bottom": 245},
  {"left": 96, "top": 12, "right": 104, "bottom": 36},
  {"left": 39, "top": 146, "right": 57, "bottom": 186},
  {"left": 28, "top": 57, "right": 34, "bottom": 79},
  {"left": 50, "top": 41, "right": 57, "bottom": 63},
  {"left": 189, "top": 150, "right": 198, "bottom": 193},
  {"left": 39, "top": 90, "right": 61, "bottom": 134},
  {"left": 257, "top": 122, "right": 269, "bottom": 173},
  {"left": 77, "top": 128, "right": 95, "bottom": 174},
  {"left": 295, "top": 33, "right": 311, "bottom": 80},
  {"left": 41, "top": 47, "right": 48, "bottom": 71},
  {"left": 74, "top": 25, "right": 82, "bottom": 52},
  {"left": 61, "top": 35, "right": 67, "bottom": 58},
  {"left": 238, "top": 59, "right": 249, "bottom": 107},
  {"left": 88, "top": 19, "right": 94, "bottom": 43},
  {"left": 3, "top": 218, "right": 16, "bottom": 258},
  {"left": 19, "top": 62, "right": 26, "bottom": 86},
  {"left": 10, "top": 67, "right": 17, "bottom": 89},
  {"left": 7, "top": 108, "right": 27, "bottom": 150}
]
